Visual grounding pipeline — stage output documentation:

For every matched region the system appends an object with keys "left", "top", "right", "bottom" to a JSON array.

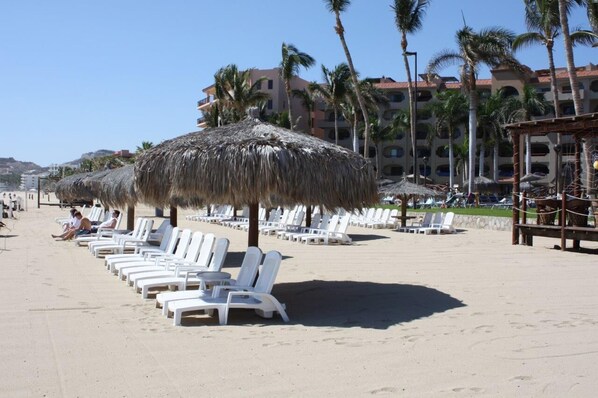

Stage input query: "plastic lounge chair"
[
  {"left": 366, "top": 208, "right": 391, "bottom": 229},
  {"left": 123, "top": 231, "right": 207, "bottom": 286},
  {"left": 136, "top": 237, "right": 230, "bottom": 298},
  {"left": 156, "top": 246, "right": 263, "bottom": 315},
  {"left": 74, "top": 212, "right": 124, "bottom": 246},
  {"left": 296, "top": 215, "right": 339, "bottom": 243},
  {"left": 104, "top": 226, "right": 176, "bottom": 271},
  {"left": 398, "top": 212, "right": 433, "bottom": 233},
  {"left": 91, "top": 219, "right": 154, "bottom": 257},
  {"left": 169, "top": 250, "right": 289, "bottom": 326},
  {"left": 88, "top": 218, "right": 150, "bottom": 255},
  {"left": 420, "top": 212, "right": 456, "bottom": 235},
  {"left": 277, "top": 213, "right": 321, "bottom": 240},
  {"left": 110, "top": 229, "right": 193, "bottom": 279}
]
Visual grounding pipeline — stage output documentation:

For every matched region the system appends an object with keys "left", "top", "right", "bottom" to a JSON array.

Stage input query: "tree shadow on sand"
[{"left": 270, "top": 280, "right": 465, "bottom": 329}]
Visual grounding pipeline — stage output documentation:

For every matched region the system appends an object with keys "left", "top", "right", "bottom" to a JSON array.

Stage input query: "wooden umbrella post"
[
  {"left": 169, "top": 206, "right": 177, "bottom": 227},
  {"left": 512, "top": 131, "right": 521, "bottom": 245},
  {"left": 247, "top": 203, "right": 259, "bottom": 247},
  {"left": 126, "top": 206, "right": 135, "bottom": 230}
]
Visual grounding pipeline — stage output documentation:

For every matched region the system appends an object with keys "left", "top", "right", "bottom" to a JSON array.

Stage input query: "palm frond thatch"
[
  {"left": 96, "top": 165, "right": 138, "bottom": 208},
  {"left": 54, "top": 171, "right": 96, "bottom": 202},
  {"left": 134, "top": 118, "right": 378, "bottom": 211},
  {"left": 378, "top": 179, "right": 437, "bottom": 197}
]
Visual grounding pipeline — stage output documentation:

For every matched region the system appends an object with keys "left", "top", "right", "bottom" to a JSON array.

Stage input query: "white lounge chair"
[
  {"left": 115, "top": 228, "right": 193, "bottom": 279},
  {"left": 169, "top": 250, "right": 288, "bottom": 326},
  {"left": 420, "top": 212, "right": 456, "bottom": 235},
  {"left": 156, "top": 246, "right": 263, "bottom": 315},
  {"left": 91, "top": 219, "right": 154, "bottom": 257},
  {"left": 398, "top": 212, "right": 433, "bottom": 233},
  {"left": 136, "top": 237, "right": 230, "bottom": 298}
]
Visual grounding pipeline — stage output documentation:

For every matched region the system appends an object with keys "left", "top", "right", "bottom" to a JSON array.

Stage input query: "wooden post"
[
  {"left": 247, "top": 203, "right": 259, "bottom": 248},
  {"left": 305, "top": 205, "right": 312, "bottom": 228},
  {"left": 574, "top": 136, "right": 582, "bottom": 197},
  {"left": 37, "top": 178, "right": 41, "bottom": 209},
  {"left": 126, "top": 206, "right": 135, "bottom": 230},
  {"left": 169, "top": 206, "right": 177, "bottom": 227},
  {"left": 521, "top": 191, "right": 527, "bottom": 225},
  {"left": 512, "top": 131, "right": 521, "bottom": 245},
  {"left": 401, "top": 196, "right": 408, "bottom": 228}
]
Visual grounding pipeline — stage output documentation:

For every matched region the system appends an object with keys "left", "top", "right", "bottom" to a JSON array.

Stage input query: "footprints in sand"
[{"left": 369, "top": 386, "right": 399, "bottom": 394}]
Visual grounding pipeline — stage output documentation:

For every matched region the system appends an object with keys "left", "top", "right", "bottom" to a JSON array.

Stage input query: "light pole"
[{"left": 405, "top": 51, "right": 418, "bottom": 185}]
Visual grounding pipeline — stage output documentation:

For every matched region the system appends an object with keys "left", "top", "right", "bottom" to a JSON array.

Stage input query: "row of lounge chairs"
[
  {"left": 350, "top": 208, "right": 400, "bottom": 229},
  {"left": 72, "top": 217, "right": 289, "bottom": 326},
  {"left": 188, "top": 205, "right": 354, "bottom": 245},
  {"left": 397, "top": 212, "right": 456, "bottom": 235}
]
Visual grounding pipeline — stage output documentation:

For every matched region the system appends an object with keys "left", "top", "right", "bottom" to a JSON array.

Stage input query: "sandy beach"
[{"left": 2, "top": 200, "right": 598, "bottom": 397}]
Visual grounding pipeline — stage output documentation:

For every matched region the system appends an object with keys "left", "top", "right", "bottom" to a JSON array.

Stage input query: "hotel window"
[
  {"left": 268, "top": 80, "right": 273, "bottom": 89},
  {"left": 267, "top": 99, "right": 273, "bottom": 110}
]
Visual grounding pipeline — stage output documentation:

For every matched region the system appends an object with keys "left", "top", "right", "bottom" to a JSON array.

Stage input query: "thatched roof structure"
[
  {"left": 379, "top": 180, "right": 437, "bottom": 197},
  {"left": 135, "top": 118, "right": 377, "bottom": 210},
  {"left": 55, "top": 171, "right": 96, "bottom": 202},
  {"left": 135, "top": 118, "right": 378, "bottom": 246},
  {"left": 96, "top": 165, "right": 138, "bottom": 208}
]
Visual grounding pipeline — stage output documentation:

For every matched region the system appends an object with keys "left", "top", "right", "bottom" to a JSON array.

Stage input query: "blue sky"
[{"left": 1, "top": 0, "right": 595, "bottom": 166}]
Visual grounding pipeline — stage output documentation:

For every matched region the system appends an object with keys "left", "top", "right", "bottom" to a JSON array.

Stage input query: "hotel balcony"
[
  {"left": 197, "top": 117, "right": 207, "bottom": 128},
  {"left": 197, "top": 97, "right": 217, "bottom": 110},
  {"left": 544, "top": 89, "right": 584, "bottom": 102}
]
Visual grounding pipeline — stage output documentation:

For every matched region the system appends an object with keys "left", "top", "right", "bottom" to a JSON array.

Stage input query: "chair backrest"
[
  {"left": 379, "top": 208, "right": 391, "bottom": 222},
  {"left": 421, "top": 212, "right": 433, "bottom": 227},
  {"left": 293, "top": 210, "right": 305, "bottom": 226},
  {"left": 206, "top": 237, "right": 230, "bottom": 272},
  {"left": 372, "top": 208, "right": 383, "bottom": 221},
  {"left": 173, "top": 229, "right": 193, "bottom": 258},
  {"left": 442, "top": 212, "right": 455, "bottom": 227},
  {"left": 153, "top": 219, "right": 170, "bottom": 236},
  {"left": 184, "top": 232, "right": 205, "bottom": 262},
  {"left": 159, "top": 226, "right": 179, "bottom": 254},
  {"left": 113, "top": 212, "right": 123, "bottom": 230},
  {"left": 317, "top": 214, "right": 330, "bottom": 229},
  {"left": 364, "top": 208, "right": 375, "bottom": 220},
  {"left": 431, "top": 212, "right": 444, "bottom": 226},
  {"left": 336, "top": 214, "right": 351, "bottom": 234},
  {"left": 131, "top": 217, "right": 144, "bottom": 236},
  {"left": 308, "top": 213, "right": 321, "bottom": 229},
  {"left": 157, "top": 225, "right": 175, "bottom": 251},
  {"left": 131, "top": 218, "right": 148, "bottom": 240},
  {"left": 254, "top": 251, "right": 282, "bottom": 294},
  {"left": 235, "top": 247, "right": 262, "bottom": 287},
  {"left": 194, "top": 233, "right": 216, "bottom": 267},
  {"left": 326, "top": 215, "right": 340, "bottom": 232},
  {"left": 139, "top": 219, "right": 154, "bottom": 241},
  {"left": 389, "top": 209, "right": 398, "bottom": 218}
]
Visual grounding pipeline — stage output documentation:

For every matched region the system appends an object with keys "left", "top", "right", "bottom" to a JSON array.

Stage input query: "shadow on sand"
[
  {"left": 267, "top": 280, "right": 465, "bottom": 329},
  {"left": 349, "top": 234, "right": 390, "bottom": 243},
  {"left": 220, "top": 251, "right": 293, "bottom": 269}
]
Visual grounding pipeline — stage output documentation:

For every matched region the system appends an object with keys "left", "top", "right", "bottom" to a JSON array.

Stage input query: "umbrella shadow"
[
  {"left": 349, "top": 234, "right": 390, "bottom": 242},
  {"left": 271, "top": 280, "right": 465, "bottom": 329},
  {"left": 0, "top": 234, "right": 17, "bottom": 238}
]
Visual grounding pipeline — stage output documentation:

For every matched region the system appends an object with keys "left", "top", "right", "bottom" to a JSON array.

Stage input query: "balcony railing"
[
  {"left": 197, "top": 97, "right": 211, "bottom": 107},
  {"left": 197, "top": 117, "right": 206, "bottom": 126}
]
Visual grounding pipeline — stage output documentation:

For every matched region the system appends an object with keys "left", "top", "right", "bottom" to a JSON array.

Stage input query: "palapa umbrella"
[
  {"left": 464, "top": 176, "right": 499, "bottom": 192},
  {"left": 378, "top": 179, "right": 437, "bottom": 227},
  {"left": 135, "top": 118, "right": 378, "bottom": 247},
  {"left": 55, "top": 171, "right": 96, "bottom": 203},
  {"left": 520, "top": 172, "right": 546, "bottom": 183}
]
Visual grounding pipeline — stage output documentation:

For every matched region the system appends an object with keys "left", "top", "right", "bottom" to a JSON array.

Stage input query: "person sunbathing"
[
  {"left": 52, "top": 211, "right": 92, "bottom": 240},
  {"left": 91, "top": 210, "right": 120, "bottom": 233}
]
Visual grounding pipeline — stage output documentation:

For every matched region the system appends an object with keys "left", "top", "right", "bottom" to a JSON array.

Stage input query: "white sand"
[{"left": 1, "top": 200, "right": 598, "bottom": 397}]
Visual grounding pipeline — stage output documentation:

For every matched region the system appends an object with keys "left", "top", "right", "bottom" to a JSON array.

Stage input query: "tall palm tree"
[
  {"left": 392, "top": 0, "right": 430, "bottom": 184},
  {"left": 310, "top": 63, "right": 351, "bottom": 145},
  {"left": 427, "top": 25, "right": 520, "bottom": 194},
  {"left": 428, "top": 90, "right": 468, "bottom": 189},
  {"left": 343, "top": 78, "right": 388, "bottom": 153},
  {"left": 324, "top": 0, "right": 371, "bottom": 157},
  {"left": 214, "top": 64, "right": 270, "bottom": 122},
  {"left": 292, "top": 87, "right": 316, "bottom": 135},
  {"left": 280, "top": 43, "right": 315, "bottom": 130},
  {"left": 367, "top": 116, "right": 397, "bottom": 178},
  {"left": 585, "top": 0, "right": 598, "bottom": 36}
]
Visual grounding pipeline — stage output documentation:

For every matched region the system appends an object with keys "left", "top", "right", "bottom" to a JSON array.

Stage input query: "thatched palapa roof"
[
  {"left": 55, "top": 171, "right": 96, "bottom": 202},
  {"left": 134, "top": 118, "right": 378, "bottom": 210},
  {"left": 96, "top": 165, "right": 138, "bottom": 208}
]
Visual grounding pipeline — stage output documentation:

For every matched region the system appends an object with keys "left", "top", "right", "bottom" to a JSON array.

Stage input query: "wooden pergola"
[{"left": 504, "top": 112, "right": 598, "bottom": 248}]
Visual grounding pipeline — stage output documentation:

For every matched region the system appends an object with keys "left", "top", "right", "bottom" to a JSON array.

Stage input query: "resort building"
[
  {"left": 20, "top": 171, "right": 47, "bottom": 191},
  {"left": 314, "top": 63, "right": 598, "bottom": 192},
  {"left": 197, "top": 68, "right": 312, "bottom": 132}
]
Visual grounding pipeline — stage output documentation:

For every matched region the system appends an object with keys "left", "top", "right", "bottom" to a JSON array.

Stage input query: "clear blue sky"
[{"left": 1, "top": 0, "right": 595, "bottom": 166}]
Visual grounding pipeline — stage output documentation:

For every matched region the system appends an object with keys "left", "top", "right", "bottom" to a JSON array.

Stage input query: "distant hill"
[
  {"left": 0, "top": 157, "right": 44, "bottom": 175},
  {"left": 62, "top": 149, "right": 116, "bottom": 167}
]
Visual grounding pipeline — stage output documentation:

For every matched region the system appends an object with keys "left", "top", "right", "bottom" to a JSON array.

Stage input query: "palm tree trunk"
[
  {"left": 479, "top": 141, "right": 486, "bottom": 177},
  {"left": 546, "top": 44, "right": 560, "bottom": 118},
  {"left": 352, "top": 114, "right": 359, "bottom": 152},
  {"left": 525, "top": 134, "right": 532, "bottom": 175},
  {"left": 493, "top": 143, "right": 499, "bottom": 181},
  {"left": 557, "top": 0, "right": 594, "bottom": 192},
  {"left": 375, "top": 142, "right": 381, "bottom": 179},
  {"left": 449, "top": 135, "right": 455, "bottom": 189},
  {"left": 285, "top": 81, "right": 294, "bottom": 131},
  {"left": 402, "top": 52, "right": 417, "bottom": 185},
  {"left": 468, "top": 75, "right": 478, "bottom": 194},
  {"left": 334, "top": 12, "right": 370, "bottom": 158},
  {"left": 334, "top": 107, "right": 339, "bottom": 145}
]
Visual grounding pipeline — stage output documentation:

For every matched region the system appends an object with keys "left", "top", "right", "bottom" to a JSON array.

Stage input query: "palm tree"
[
  {"left": 508, "top": 85, "right": 552, "bottom": 176},
  {"left": 280, "top": 43, "right": 315, "bottom": 130},
  {"left": 367, "top": 116, "right": 396, "bottom": 178},
  {"left": 343, "top": 78, "right": 388, "bottom": 153},
  {"left": 135, "top": 141, "right": 154, "bottom": 154},
  {"left": 585, "top": 0, "right": 598, "bottom": 36},
  {"left": 428, "top": 90, "right": 468, "bottom": 189},
  {"left": 310, "top": 63, "right": 351, "bottom": 145},
  {"left": 214, "top": 64, "right": 270, "bottom": 122},
  {"left": 392, "top": 0, "right": 430, "bottom": 184},
  {"left": 324, "top": 0, "right": 371, "bottom": 157},
  {"left": 292, "top": 87, "right": 316, "bottom": 134},
  {"left": 427, "top": 25, "right": 520, "bottom": 194}
]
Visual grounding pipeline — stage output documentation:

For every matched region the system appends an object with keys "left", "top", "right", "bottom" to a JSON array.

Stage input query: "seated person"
[
  {"left": 61, "top": 208, "right": 78, "bottom": 232},
  {"left": 91, "top": 210, "right": 120, "bottom": 233},
  {"left": 52, "top": 211, "right": 92, "bottom": 240}
]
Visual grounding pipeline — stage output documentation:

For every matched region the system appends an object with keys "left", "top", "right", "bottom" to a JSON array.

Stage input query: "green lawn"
[{"left": 378, "top": 204, "right": 515, "bottom": 218}]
